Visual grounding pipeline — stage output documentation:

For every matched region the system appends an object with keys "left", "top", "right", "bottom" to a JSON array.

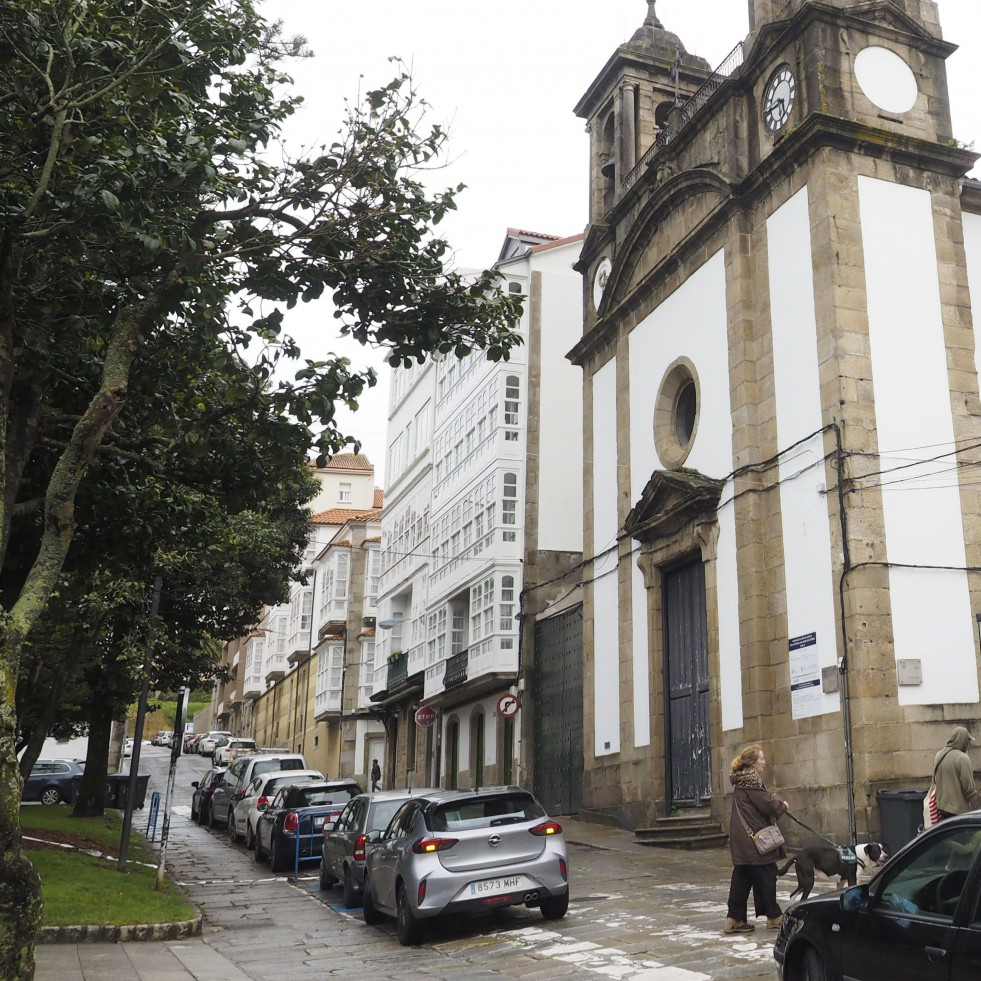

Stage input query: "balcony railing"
[
  {"left": 621, "top": 40, "right": 745, "bottom": 193},
  {"left": 443, "top": 649, "right": 469, "bottom": 689},
  {"left": 387, "top": 651, "right": 408, "bottom": 688}
]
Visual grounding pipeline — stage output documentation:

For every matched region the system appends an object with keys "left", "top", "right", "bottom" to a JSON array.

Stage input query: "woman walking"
[{"left": 725, "top": 744, "right": 789, "bottom": 934}]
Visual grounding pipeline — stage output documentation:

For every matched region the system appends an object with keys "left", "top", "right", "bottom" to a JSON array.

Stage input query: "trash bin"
[
  {"left": 876, "top": 788, "right": 926, "bottom": 857},
  {"left": 106, "top": 773, "right": 151, "bottom": 810}
]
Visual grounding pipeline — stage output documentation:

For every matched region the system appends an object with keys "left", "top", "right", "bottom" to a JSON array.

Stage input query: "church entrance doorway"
[{"left": 663, "top": 559, "right": 712, "bottom": 807}]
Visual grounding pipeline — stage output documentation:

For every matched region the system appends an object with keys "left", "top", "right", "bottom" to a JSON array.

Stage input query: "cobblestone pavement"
[{"left": 35, "top": 746, "right": 805, "bottom": 980}]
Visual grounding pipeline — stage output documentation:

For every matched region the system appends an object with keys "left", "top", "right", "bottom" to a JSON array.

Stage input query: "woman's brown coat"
[{"left": 729, "top": 777, "right": 789, "bottom": 866}]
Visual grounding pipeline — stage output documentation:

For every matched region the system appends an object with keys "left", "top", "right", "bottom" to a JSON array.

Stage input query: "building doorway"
[{"left": 663, "top": 559, "right": 712, "bottom": 807}]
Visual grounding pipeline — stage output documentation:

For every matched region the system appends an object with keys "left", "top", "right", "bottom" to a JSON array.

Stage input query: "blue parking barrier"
[
  {"left": 145, "top": 791, "right": 161, "bottom": 841},
  {"left": 292, "top": 812, "right": 327, "bottom": 879}
]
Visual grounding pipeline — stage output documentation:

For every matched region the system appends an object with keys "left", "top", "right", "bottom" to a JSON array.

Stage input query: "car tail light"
[
  {"left": 529, "top": 821, "right": 563, "bottom": 837},
  {"left": 559, "top": 857, "right": 567, "bottom": 880},
  {"left": 353, "top": 833, "right": 367, "bottom": 861},
  {"left": 284, "top": 812, "right": 298, "bottom": 833},
  {"left": 418, "top": 879, "right": 427, "bottom": 905},
  {"left": 411, "top": 836, "right": 458, "bottom": 854}
]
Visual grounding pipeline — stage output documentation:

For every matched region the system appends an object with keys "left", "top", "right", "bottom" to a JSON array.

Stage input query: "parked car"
[
  {"left": 182, "top": 732, "right": 197, "bottom": 752},
  {"left": 23, "top": 759, "right": 85, "bottom": 806},
  {"left": 213, "top": 737, "right": 258, "bottom": 768},
  {"left": 197, "top": 730, "right": 232, "bottom": 759},
  {"left": 151, "top": 731, "right": 167, "bottom": 746},
  {"left": 207, "top": 753, "right": 309, "bottom": 828},
  {"left": 228, "top": 769, "right": 324, "bottom": 848},
  {"left": 362, "top": 786, "right": 569, "bottom": 945},
  {"left": 321, "top": 789, "right": 424, "bottom": 906},
  {"left": 190, "top": 767, "right": 227, "bottom": 825},
  {"left": 123, "top": 737, "right": 134, "bottom": 757},
  {"left": 159, "top": 730, "right": 173, "bottom": 747},
  {"left": 774, "top": 810, "right": 981, "bottom": 980},
  {"left": 187, "top": 733, "right": 204, "bottom": 754},
  {"left": 255, "top": 779, "right": 362, "bottom": 873}
]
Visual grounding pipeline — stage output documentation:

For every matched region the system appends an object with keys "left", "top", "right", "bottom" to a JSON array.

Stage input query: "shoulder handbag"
[
  {"left": 923, "top": 748, "right": 952, "bottom": 829},
  {"left": 734, "top": 796, "right": 786, "bottom": 854}
]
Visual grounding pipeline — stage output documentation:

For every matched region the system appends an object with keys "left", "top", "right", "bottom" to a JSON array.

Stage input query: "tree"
[{"left": 0, "top": 1, "right": 522, "bottom": 974}]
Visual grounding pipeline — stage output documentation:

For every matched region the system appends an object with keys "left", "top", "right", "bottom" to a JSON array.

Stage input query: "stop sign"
[{"left": 414, "top": 706, "right": 437, "bottom": 727}]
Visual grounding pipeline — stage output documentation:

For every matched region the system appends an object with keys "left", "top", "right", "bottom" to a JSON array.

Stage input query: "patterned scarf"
[{"left": 730, "top": 765, "right": 765, "bottom": 790}]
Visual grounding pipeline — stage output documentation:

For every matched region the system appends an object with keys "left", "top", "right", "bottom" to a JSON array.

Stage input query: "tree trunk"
[
  {"left": 73, "top": 697, "right": 113, "bottom": 818},
  {"left": 0, "top": 665, "right": 41, "bottom": 981}
]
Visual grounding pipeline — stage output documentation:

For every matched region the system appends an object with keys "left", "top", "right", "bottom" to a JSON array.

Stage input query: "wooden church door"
[{"left": 663, "top": 559, "right": 712, "bottom": 807}]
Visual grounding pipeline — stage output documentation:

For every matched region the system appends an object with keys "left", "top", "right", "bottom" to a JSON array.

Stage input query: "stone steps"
[{"left": 634, "top": 812, "right": 728, "bottom": 850}]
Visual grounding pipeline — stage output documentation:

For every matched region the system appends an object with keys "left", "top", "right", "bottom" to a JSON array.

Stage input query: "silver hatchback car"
[{"left": 362, "top": 786, "right": 569, "bottom": 945}]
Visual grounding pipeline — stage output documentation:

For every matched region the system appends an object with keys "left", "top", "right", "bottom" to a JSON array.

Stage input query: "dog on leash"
[{"left": 778, "top": 842, "right": 888, "bottom": 901}]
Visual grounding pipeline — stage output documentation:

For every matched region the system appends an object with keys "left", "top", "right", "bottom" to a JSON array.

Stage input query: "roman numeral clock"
[{"left": 762, "top": 63, "right": 796, "bottom": 135}]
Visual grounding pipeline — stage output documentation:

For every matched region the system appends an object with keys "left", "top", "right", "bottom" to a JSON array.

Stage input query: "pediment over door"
[{"left": 623, "top": 469, "right": 724, "bottom": 544}]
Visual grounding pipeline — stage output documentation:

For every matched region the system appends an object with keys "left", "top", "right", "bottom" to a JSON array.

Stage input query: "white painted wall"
[
  {"left": 859, "top": 176, "right": 978, "bottom": 706},
  {"left": 627, "top": 252, "right": 743, "bottom": 731},
  {"left": 964, "top": 211, "right": 981, "bottom": 384},
  {"left": 768, "top": 187, "right": 841, "bottom": 720},
  {"left": 592, "top": 358, "right": 621, "bottom": 756},
  {"left": 631, "top": 561, "right": 650, "bottom": 747},
  {"left": 536, "top": 243, "right": 585, "bottom": 553}
]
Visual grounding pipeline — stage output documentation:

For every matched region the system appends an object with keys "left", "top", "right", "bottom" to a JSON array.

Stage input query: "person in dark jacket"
[
  {"left": 725, "top": 744, "right": 789, "bottom": 935},
  {"left": 934, "top": 726, "right": 980, "bottom": 819},
  {"left": 370, "top": 759, "right": 382, "bottom": 793}
]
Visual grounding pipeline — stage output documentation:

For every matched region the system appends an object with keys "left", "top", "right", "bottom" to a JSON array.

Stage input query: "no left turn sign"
[{"left": 496, "top": 693, "right": 520, "bottom": 718}]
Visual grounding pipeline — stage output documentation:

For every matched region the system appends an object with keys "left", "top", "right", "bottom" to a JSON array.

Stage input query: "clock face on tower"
[{"left": 762, "top": 64, "right": 796, "bottom": 134}]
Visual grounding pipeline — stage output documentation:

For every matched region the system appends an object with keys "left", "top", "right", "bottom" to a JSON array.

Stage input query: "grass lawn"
[{"left": 21, "top": 805, "right": 196, "bottom": 927}]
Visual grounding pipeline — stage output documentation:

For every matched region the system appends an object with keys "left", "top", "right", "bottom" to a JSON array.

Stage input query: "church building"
[{"left": 571, "top": 0, "right": 981, "bottom": 844}]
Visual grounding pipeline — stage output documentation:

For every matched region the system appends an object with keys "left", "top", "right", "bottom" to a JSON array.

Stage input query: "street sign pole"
[{"left": 156, "top": 685, "right": 190, "bottom": 890}]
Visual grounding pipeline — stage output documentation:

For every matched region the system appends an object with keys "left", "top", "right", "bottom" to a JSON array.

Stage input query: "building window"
[
  {"left": 653, "top": 358, "right": 700, "bottom": 469},
  {"left": 502, "top": 472, "right": 518, "bottom": 525},
  {"left": 500, "top": 575, "right": 515, "bottom": 631},
  {"left": 338, "top": 482, "right": 352, "bottom": 503}
]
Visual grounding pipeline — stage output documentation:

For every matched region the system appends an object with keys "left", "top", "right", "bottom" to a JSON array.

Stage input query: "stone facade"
[{"left": 571, "top": 0, "right": 981, "bottom": 843}]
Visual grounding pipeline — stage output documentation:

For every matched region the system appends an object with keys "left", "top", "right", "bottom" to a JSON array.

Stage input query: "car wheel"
[
  {"left": 802, "top": 947, "right": 827, "bottom": 981},
  {"left": 207, "top": 802, "right": 220, "bottom": 830},
  {"left": 197, "top": 801, "right": 209, "bottom": 826},
  {"left": 342, "top": 865, "right": 359, "bottom": 908},
  {"left": 396, "top": 882, "right": 421, "bottom": 946},
  {"left": 270, "top": 837, "right": 290, "bottom": 874},
  {"left": 39, "top": 786, "right": 62, "bottom": 806},
  {"left": 190, "top": 804, "right": 198, "bottom": 822},
  {"left": 362, "top": 875, "right": 384, "bottom": 925},
  {"left": 254, "top": 831, "right": 267, "bottom": 863},
  {"left": 227, "top": 808, "right": 240, "bottom": 843},
  {"left": 245, "top": 822, "right": 255, "bottom": 851},
  {"left": 539, "top": 890, "right": 569, "bottom": 920}
]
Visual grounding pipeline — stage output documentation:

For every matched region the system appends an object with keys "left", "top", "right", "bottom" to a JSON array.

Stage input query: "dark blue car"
[{"left": 255, "top": 779, "right": 361, "bottom": 874}]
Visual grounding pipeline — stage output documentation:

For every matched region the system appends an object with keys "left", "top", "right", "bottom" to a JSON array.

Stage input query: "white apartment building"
[{"left": 374, "top": 230, "right": 584, "bottom": 794}]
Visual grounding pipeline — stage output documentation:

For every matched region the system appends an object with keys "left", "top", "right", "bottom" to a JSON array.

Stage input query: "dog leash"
[{"left": 784, "top": 811, "right": 834, "bottom": 845}]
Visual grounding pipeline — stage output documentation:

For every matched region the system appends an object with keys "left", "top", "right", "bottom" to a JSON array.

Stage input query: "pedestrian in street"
[
  {"left": 725, "top": 743, "right": 789, "bottom": 935},
  {"left": 370, "top": 758, "right": 381, "bottom": 792},
  {"left": 934, "top": 725, "right": 980, "bottom": 820}
]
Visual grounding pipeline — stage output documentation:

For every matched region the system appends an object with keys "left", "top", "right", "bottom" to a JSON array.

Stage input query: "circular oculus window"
[
  {"left": 653, "top": 360, "right": 700, "bottom": 469},
  {"left": 855, "top": 46, "right": 918, "bottom": 115}
]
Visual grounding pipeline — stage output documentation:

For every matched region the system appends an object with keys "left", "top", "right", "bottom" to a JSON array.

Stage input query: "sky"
[{"left": 263, "top": 0, "right": 981, "bottom": 488}]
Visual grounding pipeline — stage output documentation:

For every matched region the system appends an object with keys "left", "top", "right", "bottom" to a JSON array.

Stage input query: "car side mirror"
[
  {"left": 365, "top": 829, "right": 384, "bottom": 844},
  {"left": 257, "top": 802, "right": 268, "bottom": 811},
  {"left": 841, "top": 884, "right": 869, "bottom": 913},
  {"left": 191, "top": 781, "right": 199, "bottom": 788},
  {"left": 323, "top": 821, "right": 336, "bottom": 833},
  {"left": 233, "top": 791, "right": 245, "bottom": 801}
]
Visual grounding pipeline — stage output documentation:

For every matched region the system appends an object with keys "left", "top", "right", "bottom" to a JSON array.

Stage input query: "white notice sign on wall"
[{"left": 789, "top": 632, "right": 822, "bottom": 720}]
